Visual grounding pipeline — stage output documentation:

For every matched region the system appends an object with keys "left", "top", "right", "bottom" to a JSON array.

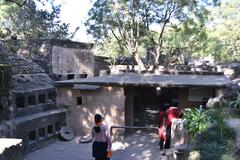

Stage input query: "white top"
[{"left": 92, "top": 124, "right": 111, "bottom": 150}]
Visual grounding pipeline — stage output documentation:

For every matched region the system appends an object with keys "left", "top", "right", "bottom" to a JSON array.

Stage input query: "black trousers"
[
  {"left": 92, "top": 141, "right": 110, "bottom": 160},
  {"left": 165, "top": 126, "right": 171, "bottom": 149}
]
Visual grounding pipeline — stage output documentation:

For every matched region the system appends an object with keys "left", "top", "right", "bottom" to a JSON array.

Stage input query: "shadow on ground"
[{"left": 25, "top": 130, "right": 161, "bottom": 160}]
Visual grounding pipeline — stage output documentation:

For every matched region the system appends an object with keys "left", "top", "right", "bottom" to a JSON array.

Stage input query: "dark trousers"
[
  {"left": 165, "top": 126, "right": 171, "bottom": 149},
  {"left": 92, "top": 141, "right": 110, "bottom": 160},
  {"left": 159, "top": 126, "right": 171, "bottom": 149}
]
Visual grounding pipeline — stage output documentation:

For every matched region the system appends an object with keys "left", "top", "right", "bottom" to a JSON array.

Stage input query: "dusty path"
[{"left": 25, "top": 131, "right": 161, "bottom": 160}]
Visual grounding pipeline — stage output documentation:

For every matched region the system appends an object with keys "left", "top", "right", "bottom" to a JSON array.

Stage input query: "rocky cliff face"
[{"left": 0, "top": 64, "right": 14, "bottom": 138}]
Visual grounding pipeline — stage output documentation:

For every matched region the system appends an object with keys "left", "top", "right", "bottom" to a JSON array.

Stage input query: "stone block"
[{"left": 171, "top": 119, "right": 189, "bottom": 148}]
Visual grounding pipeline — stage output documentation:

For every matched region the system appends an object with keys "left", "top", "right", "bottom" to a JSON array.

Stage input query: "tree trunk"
[
  {"left": 155, "top": 45, "right": 161, "bottom": 66},
  {"left": 132, "top": 52, "right": 145, "bottom": 71}
]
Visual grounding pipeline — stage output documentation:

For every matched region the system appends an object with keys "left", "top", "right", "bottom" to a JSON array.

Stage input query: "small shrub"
[
  {"left": 230, "top": 92, "right": 240, "bottom": 114},
  {"left": 183, "top": 108, "right": 213, "bottom": 140},
  {"left": 192, "top": 123, "right": 236, "bottom": 160},
  {"left": 185, "top": 106, "right": 236, "bottom": 160}
]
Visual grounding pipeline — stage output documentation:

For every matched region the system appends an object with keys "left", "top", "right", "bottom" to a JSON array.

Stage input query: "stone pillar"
[
  {"left": 171, "top": 119, "right": 189, "bottom": 160},
  {"left": 45, "top": 93, "right": 48, "bottom": 104},
  {"left": 0, "top": 65, "right": 14, "bottom": 138},
  {"left": 36, "top": 94, "right": 39, "bottom": 107},
  {"left": 24, "top": 96, "right": 28, "bottom": 110},
  {"left": 171, "top": 119, "right": 188, "bottom": 147}
]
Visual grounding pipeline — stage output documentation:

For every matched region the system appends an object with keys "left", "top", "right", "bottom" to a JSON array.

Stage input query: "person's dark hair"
[
  {"left": 161, "top": 103, "right": 169, "bottom": 111},
  {"left": 171, "top": 99, "right": 178, "bottom": 107},
  {"left": 94, "top": 114, "right": 102, "bottom": 133}
]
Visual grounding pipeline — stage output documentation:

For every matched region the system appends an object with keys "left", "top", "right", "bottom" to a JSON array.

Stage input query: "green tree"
[
  {"left": 86, "top": 0, "right": 149, "bottom": 70},
  {"left": 0, "top": 0, "right": 73, "bottom": 39},
  {"left": 86, "top": 0, "right": 216, "bottom": 69},
  {"left": 208, "top": 0, "right": 240, "bottom": 61}
]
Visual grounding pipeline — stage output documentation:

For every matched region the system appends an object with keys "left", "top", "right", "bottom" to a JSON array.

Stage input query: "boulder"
[
  {"left": 206, "top": 97, "right": 223, "bottom": 108},
  {"left": 223, "top": 83, "right": 240, "bottom": 100},
  {"left": 171, "top": 119, "right": 189, "bottom": 148},
  {"left": 224, "top": 61, "right": 240, "bottom": 79}
]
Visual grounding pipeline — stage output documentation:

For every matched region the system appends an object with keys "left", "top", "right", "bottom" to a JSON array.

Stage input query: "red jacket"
[
  {"left": 158, "top": 106, "right": 181, "bottom": 140},
  {"left": 166, "top": 106, "right": 181, "bottom": 127}
]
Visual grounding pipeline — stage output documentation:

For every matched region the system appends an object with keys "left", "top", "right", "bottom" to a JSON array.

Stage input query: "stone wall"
[
  {"left": 15, "top": 109, "right": 66, "bottom": 152},
  {"left": 94, "top": 56, "right": 111, "bottom": 76},
  {"left": 0, "top": 65, "right": 14, "bottom": 138},
  {"left": 2, "top": 39, "right": 94, "bottom": 80},
  {"left": 56, "top": 86, "right": 125, "bottom": 136},
  {"left": 52, "top": 46, "right": 94, "bottom": 76},
  {"left": 178, "top": 87, "right": 216, "bottom": 108}
]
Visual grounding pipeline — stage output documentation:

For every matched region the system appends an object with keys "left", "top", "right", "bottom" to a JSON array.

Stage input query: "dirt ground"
[{"left": 24, "top": 131, "right": 162, "bottom": 160}]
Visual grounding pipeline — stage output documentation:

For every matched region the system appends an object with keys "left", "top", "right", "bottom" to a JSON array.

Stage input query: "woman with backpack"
[{"left": 92, "top": 114, "right": 112, "bottom": 160}]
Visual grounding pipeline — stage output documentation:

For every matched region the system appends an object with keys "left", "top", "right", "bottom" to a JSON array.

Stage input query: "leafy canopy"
[
  {"left": 0, "top": 0, "right": 73, "bottom": 39},
  {"left": 86, "top": 0, "right": 216, "bottom": 67}
]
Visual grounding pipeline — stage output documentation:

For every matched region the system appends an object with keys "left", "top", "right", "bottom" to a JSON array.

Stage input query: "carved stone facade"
[
  {"left": 2, "top": 39, "right": 94, "bottom": 80},
  {"left": 0, "top": 65, "right": 14, "bottom": 138},
  {"left": 0, "top": 43, "right": 67, "bottom": 153}
]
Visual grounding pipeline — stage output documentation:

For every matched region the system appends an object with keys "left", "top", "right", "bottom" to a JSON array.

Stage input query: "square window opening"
[
  {"left": 55, "top": 122, "right": 61, "bottom": 132},
  {"left": 16, "top": 96, "right": 25, "bottom": 108},
  {"left": 28, "top": 130, "right": 36, "bottom": 141},
  {"left": 38, "top": 94, "right": 45, "bottom": 104},
  {"left": 67, "top": 74, "right": 74, "bottom": 80},
  {"left": 48, "top": 92, "right": 55, "bottom": 102},
  {"left": 77, "top": 97, "right": 82, "bottom": 105},
  {"left": 47, "top": 125, "right": 53, "bottom": 134},
  {"left": 80, "top": 74, "right": 88, "bottom": 78},
  {"left": 28, "top": 95, "right": 36, "bottom": 106},
  {"left": 58, "top": 75, "right": 62, "bottom": 80},
  {"left": 39, "top": 128, "right": 45, "bottom": 137}
]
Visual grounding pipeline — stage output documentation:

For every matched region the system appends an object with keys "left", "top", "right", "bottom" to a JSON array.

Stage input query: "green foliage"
[
  {"left": 184, "top": 106, "right": 230, "bottom": 139},
  {"left": 207, "top": 0, "right": 240, "bottom": 62},
  {"left": 193, "top": 124, "right": 235, "bottom": 160},
  {"left": 96, "top": 38, "right": 128, "bottom": 64},
  {"left": 192, "top": 122, "right": 236, "bottom": 160},
  {"left": 183, "top": 108, "right": 213, "bottom": 139},
  {"left": 229, "top": 92, "right": 240, "bottom": 115},
  {"left": 0, "top": 0, "right": 72, "bottom": 39},
  {"left": 231, "top": 92, "right": 240, "bottom": 109},
  {"left": 86, "top": 0, "right": 214, "bottom": 67},
  {"left": 185, "top": 106, "right": 236, "bottom": 160}
]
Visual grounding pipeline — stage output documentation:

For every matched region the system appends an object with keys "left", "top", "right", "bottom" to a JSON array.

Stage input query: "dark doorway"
[
  {"left": 133, "top": 87, "right": 178, "bottom": 127},
  {"left": 134, "top": 87, "right": 158, "bottom": 127},
  {"left": 158, "top": 87, "right": 178, "bottom": 107}
]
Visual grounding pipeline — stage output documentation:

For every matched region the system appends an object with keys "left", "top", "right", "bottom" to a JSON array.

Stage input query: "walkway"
[{"left": 24, "top": 131, "right": 161, "bottom": 160}]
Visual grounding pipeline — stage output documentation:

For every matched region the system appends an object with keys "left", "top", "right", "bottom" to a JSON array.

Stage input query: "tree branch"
[
  {"left": 111, "top": 29, "right": 124, "bottom": 52},
  {"left": 5, "top": 0, "right": 27, "bottom": 7}
]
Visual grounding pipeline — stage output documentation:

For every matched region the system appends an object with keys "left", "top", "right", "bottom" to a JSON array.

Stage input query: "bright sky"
[
  {"left": 37, "top": 0, "right": 95, "bottom": 42},
  {"left": 59, "top": 0, "right": 95, "bottom": 42}
]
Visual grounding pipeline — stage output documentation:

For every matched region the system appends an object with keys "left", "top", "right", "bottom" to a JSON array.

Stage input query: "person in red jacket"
[
  {"left": 158, "top": 103, "right": 169, "bottom": 149},
  {"left": 165, "top": 99, "right": 182, "bottom": 148}
]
